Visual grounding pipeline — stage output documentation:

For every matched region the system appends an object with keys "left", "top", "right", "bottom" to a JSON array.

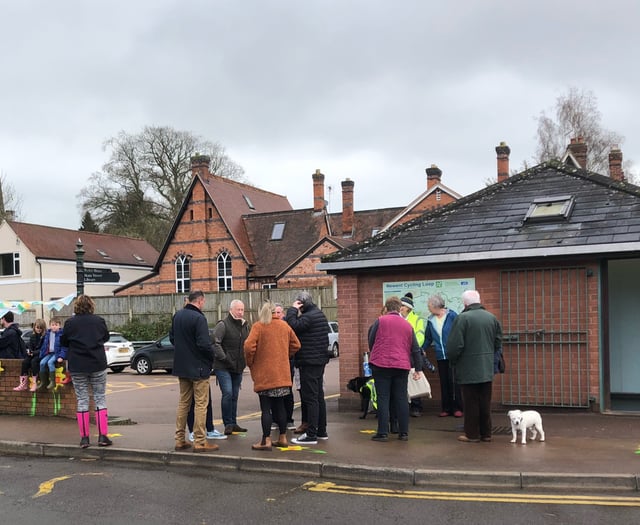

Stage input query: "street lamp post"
[{"left": 75, "top": 239, "right": 85, "bottom": 297}]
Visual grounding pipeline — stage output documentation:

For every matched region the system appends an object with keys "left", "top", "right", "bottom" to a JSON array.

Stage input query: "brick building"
[
  {"left": 320, "top": 141, "right": 640, "bottom": 414},
  {"left": 115, "top": 155, "right": 460, "bottom": 295}
]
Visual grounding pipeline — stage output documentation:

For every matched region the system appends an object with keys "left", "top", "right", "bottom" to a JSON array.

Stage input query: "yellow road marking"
[
  {"left": 303, "top": 482, "right": 640, "bottom": 507},
  {"left": 32, "top": 473, "right": 104, "bottom": 498},
  {"left": 106, "top": 381, "right": 176, "bottom": 394}
]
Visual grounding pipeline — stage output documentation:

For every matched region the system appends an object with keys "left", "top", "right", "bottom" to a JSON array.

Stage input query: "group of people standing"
[
  {"left": 172, "top": 290, "right": 330, "bottom": 453},
  {"left": 368, "top": 289, "right": 503, "bottom": 443},
  {"left": 3, "top": 287, "right": 500, "bottom": 451}
]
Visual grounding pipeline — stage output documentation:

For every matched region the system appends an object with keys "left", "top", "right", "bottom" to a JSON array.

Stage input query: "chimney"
[
  {"left": 341, "top": 178, "right": 355, "bottom": 237},
  {"left": 567, "top": 137, "right": 588, "bottom": 169},
  {"left": 425, "top": 164, "right": 442, "bottom": 189},
  {"left": 609, "top": 146, "right": 624, "bottom": 181},
  {"left": 190, "top": 154, "right": 211, "bottom": 179},
  {"left": 495, "top": 142, "right": 510, "bottom": 182},
  {"left": 312, "top": 169, "right": 325, "bottom": 213}
]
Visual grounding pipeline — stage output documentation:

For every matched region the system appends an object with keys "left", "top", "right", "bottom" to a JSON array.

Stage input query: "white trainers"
[
  {"left": 188, "top": 432, "right": 194, "bottom": 442},
  {"left": 207, "top": 430, "right": 228, "bottom": 440}
]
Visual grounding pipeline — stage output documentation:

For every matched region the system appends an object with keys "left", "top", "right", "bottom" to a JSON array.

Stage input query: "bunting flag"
[{"left": 0, "top": 292, "right": 76, "bottom": 318}]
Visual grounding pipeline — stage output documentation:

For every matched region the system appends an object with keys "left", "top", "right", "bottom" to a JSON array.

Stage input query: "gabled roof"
[
  {"left": 243, "top": 207, "right": 403, "bottom": 279},
  {"left": 244, "top": 209, "right": 327, "bottom": 277},
  {"left": 381, "top": 182, "right": 462, "bottom": 231},
  {"left": 8, "top": 221, "right": 159, "bottom": 267},
  {"left": 319, "top": 160, "right": 640, "bottom": 271},
  {"left": 150, "top": 172, "right": 293, "bottom": 274}
]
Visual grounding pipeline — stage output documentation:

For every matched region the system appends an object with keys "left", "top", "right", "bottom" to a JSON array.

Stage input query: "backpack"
[{"left": 18, "top": 335, "right": 27, "bottom": 358}]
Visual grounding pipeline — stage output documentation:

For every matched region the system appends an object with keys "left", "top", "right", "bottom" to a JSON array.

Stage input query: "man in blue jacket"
[
  {"left": 286, "top": 292, "right": 329, "bottom": 445},
  {"left": 171, "top": 290, "right": 223, "bottom": 453}
]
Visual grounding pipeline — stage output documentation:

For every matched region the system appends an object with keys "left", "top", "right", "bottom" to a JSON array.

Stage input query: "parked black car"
[
  {"left": 131, "top": 334, "right": 175, "bottom": 375},
  {"left": 131, "top": 329, "right": 215, "bottom": 375}
]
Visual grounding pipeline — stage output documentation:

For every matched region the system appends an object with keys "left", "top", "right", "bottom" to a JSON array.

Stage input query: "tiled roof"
[
  {"left": 199, "top": 173, "right": 292, "bottom": 263},
  {"left": 319, "top": 161, "right": 640, "bottom": 270},
  {"left": 9, "top": 221, "right": 159, "bottom": 267},
  {"left": 244, "top": 207, "right": 403, "bottom": 279}
]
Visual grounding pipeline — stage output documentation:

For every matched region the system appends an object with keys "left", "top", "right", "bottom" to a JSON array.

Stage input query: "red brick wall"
[
  {"left": 337, "top": 260, "right": 602, "bottom": 411},
  {"left": 278, "top": 240, "right": 338, "bottom": 289},
  {"left": 0, "top": 360, "right": 79, "bottom": 419}
]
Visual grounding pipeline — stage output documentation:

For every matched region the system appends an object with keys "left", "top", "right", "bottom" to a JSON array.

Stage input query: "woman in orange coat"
[{"left": 244, "top": 301, "right": 301, "bottom": 450}]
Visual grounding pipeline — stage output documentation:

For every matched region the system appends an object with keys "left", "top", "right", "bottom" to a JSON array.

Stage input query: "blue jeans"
[
  {"left": 371, "top": 365, "right": 409, "bottom": 435},
  {"left": 214, "top": 369, "right": 243, "bottom": 426},
  {"left": 40, "top": 353, "right": 57, "bottom": 373}
]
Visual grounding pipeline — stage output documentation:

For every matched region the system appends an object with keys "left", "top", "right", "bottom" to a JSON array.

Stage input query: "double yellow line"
[{"left": 303, "top": 481, "right": 640, "bottom": 507}]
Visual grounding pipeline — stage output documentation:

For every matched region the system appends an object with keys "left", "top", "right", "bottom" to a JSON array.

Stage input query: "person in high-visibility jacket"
[{"left": 400, "top": 293, "right": 435, "bottom": 417}]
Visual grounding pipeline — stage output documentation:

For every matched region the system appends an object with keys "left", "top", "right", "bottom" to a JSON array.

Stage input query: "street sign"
[{"left": 83, "top": 268, "right": 120, "bottom": 283}]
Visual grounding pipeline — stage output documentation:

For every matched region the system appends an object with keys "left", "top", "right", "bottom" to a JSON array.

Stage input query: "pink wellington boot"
[
  {"left": 77, "top": 411, "right": 91, "bottom": 448},
  {"left": 13, "top": 375, "right": 28, "bottom": 391},
  {"left": 96, "top": 408, "right": 113, "bottom": 447}
]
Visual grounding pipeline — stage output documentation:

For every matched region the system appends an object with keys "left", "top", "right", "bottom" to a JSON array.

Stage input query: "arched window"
[
  {"left": 217, "top": 252, "right": 232, "bottom": 291},
  {"left": 175, "top": 255, "right": 191, "bottom": 293}
]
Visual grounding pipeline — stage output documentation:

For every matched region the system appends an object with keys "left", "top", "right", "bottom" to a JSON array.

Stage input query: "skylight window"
[
  {"left": 524, "top": 195, "right": 575, "bottom": 223},
  {"left": 271, "top": 222, "right": 285, "bottom": 240},
  {"left": 243, "top": 195, "right": 255, "bottom": 210}
]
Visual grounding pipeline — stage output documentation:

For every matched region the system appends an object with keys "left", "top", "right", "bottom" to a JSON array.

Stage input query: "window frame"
[
  {"left": 175, "top": 254, "right": 191, "bottom": 294},
  {"left": 524, "top": 195, "right": 575, "bottom": 223},
  {"left": 217, "top": 252, "right": 233, "bottom": 291}
]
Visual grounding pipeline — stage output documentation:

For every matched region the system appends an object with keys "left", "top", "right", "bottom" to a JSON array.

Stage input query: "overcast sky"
[{"left": 1, "top": 1, "right": 639, "bottom": 230}]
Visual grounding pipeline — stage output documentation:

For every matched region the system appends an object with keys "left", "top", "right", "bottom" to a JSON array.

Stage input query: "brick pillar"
[
  {"left": 495, "top": 142, "right": 511, "bottom": 182},
  {"left": 609, "top": 147, "right": 624, "bottom": 181},
  {"left": 312, "top": 169, "right": 325, "bottom": 213},
  {"left": 190, "top": 154, "right": 211, "bottom": 178},
  {"left": 426, "top": 164, "right": 442, "bottom": 189},
  {"left": 567, "top": 137, "right": 588, "bottom": 169},
  {"left": 341, "top": 179, "right": 355, "bottom": 237}
]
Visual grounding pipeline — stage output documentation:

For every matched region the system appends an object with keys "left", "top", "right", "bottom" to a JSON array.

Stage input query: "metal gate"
[{"left": 499, "top": 267, "right": 590, "bottom": 408}]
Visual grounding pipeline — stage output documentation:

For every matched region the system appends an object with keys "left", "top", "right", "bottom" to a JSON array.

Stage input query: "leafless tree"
[
  {"left": 534, "top": 87, "right": 625, "bottom": 174},
  {"left": 0, "top": 171, "right": 23, "bottom": 222},
  {"left": 79, "top": 126, "right": 247, "bottom": 249}
]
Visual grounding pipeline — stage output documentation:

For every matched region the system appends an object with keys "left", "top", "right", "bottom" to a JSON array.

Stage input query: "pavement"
[{"left": 2, "top": 396, "right": 640, "bottom": 492}]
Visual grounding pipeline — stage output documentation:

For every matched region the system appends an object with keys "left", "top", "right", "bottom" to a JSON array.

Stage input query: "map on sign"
[{"left": 382, "top": 278, "right": 475, "bottom": 318}]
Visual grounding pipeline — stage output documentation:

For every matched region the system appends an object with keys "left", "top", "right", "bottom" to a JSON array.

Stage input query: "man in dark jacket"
[
  {"left": 171, "top": 290, "right": 221, "bottom": 453},
  {"left": 0, "top": 312, "right": 25, "bottom": 359},
  {"left": 286, "top": 292, "right": 329, "bottom": 445},
  {"left": 213, "top": 299, "right": 250, "bottom": 435},
  {"left": 447, "top": 290, "right": 503, "bottom": 443}
]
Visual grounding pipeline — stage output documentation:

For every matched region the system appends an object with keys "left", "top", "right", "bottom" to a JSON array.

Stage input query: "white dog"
[{"left": 507, "top": 409, "right": 545, "bottom": 444}]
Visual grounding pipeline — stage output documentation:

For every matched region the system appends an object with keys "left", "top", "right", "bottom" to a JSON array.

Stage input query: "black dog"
[{"left": 347, "top": 376, "right": 374, "bottom": 419}]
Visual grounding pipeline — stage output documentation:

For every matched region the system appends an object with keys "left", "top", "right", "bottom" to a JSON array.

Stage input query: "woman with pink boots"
[{"left": 60, "top": 295, "right": 111, "bottom": 448}]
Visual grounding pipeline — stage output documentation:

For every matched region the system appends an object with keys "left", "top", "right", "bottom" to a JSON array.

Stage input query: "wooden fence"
[{"left": 15, "top": 287, "right": 337, "bottom": 330}]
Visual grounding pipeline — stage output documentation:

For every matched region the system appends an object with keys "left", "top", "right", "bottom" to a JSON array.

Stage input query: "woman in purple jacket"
[{"left": 368, "top": 296, "right": 424, "bottom": 442}]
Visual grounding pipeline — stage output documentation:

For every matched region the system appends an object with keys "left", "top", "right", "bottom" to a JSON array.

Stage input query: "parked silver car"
[{"left": 328, "top": 321, "right": 339, "bottom": 358}]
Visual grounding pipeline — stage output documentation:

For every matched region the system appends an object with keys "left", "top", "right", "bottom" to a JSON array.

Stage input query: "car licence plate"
[{"left": 118, "top": 347, "right": 129, "bottom": 353}]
